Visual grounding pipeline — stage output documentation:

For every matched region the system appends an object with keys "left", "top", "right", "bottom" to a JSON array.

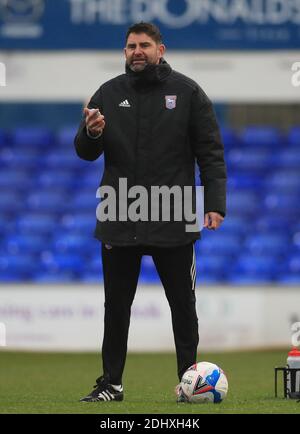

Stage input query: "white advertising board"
[
  {"left": 0, "top": 51, "right": 299, "bottom": 103},
  {"left": 0, "top": 285, "right": 299, "bottom": 352}
]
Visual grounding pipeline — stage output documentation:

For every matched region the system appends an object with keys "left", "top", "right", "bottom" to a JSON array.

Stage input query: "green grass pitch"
[{"left": 0, "top": 349, "right": 299, "bottom": 414}]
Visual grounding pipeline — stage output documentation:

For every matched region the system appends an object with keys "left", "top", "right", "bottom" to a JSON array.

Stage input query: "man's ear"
[{"left": 158, "top": 44, "right": 166, "bottom": 59}]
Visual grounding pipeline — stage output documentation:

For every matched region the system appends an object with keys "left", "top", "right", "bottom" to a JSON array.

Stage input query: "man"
[{"left": 74, "top": 22, "right": 226, "bottom": 403}]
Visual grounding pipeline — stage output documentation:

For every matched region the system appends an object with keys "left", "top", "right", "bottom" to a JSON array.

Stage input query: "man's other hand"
[{"left": 204, "top": 212, "right": 224, "bottom": 230}]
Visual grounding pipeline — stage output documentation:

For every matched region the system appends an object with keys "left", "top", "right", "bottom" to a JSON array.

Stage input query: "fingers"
[
  {"left": 89, "top": 116, "right": 105, "bottom": 130},
  {"left": 84, "top": 107, "right": 100, "bottom": 120},
  {"left": 204, "top": 212, "right": 224, "bottom": 230},
  {"left": 203, "top": 213, "right": 209, "bottom": 228},
  {"left": 83, "top": 107, "right": 90, "bottom": 118},
  {"left": 84, "top": 107, "right": 105, "bottom": 134}
]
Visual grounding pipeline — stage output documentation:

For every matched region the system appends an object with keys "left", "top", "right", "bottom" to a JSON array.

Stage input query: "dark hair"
[{"left": 125, "top": 22, "right": 162, "bottom": 45}]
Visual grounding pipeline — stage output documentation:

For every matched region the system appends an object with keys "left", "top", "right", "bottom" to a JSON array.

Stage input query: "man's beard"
[
  {"left": 129, "top": 62, "right": 147, "bottom": 72},
  {"left": 128, "top": 57, "right": 149, "bottom": 72}
]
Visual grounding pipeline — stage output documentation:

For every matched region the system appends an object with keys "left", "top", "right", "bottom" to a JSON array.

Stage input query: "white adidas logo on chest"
[{"left": 119, "top": 99, "right": 131, "bottom": 107}]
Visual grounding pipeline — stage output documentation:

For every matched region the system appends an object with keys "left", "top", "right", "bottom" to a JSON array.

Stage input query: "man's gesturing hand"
[
  {"left": 204, "top": 212, "right": 224, "bottom": 230},
  {"left": 84, "top": 107, "right": 105, "bottom": 138}
]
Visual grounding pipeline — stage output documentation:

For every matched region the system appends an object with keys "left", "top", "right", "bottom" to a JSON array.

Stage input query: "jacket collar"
[{"left": 125, "top": 58, "right": 172, "bottom": 85}]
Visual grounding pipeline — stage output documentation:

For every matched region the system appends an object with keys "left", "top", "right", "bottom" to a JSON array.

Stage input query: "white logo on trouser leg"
[{"left": 190, "top": 245, "right": 196, "bottom": 291}]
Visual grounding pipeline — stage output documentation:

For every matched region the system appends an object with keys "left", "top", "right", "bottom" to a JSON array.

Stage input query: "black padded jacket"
[{"left": 74, "top": 59, "right": 227, "bottom": 246}]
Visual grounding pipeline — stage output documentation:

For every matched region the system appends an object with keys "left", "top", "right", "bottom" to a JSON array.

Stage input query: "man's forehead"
[{"left": 126, "top": 33, "right": 156, "bottom": 45}]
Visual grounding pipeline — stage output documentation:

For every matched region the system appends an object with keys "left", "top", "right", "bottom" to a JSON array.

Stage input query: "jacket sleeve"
[
  {"left": 74, "top": 88, "right": 104, "bottom": 161},
  {"left": 189, "top": 86, "right": 227, "bottom": 216}
]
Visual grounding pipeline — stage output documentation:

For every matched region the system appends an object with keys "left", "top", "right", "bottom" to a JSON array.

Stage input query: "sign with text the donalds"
[{"left": 0, "top": 0, "right": 300, "bottom": 50}]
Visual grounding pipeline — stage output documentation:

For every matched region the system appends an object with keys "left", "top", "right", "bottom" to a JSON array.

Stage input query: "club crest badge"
[{"left": 165, "top": 95, "right": 177, "bottom": 110}]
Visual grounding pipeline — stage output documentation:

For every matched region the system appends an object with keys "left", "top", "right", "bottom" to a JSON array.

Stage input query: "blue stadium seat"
[
  {"left": 196, "top": 255, "right": 231, "bottom": 278},
  {"left": 56, "top": 125, "right": 78, "bottom": 148},
  {"left": 264, "top": 169, "right": 300, "bottom": 193},
  {"left": 292, "top": 232, "right": 300, "bottom": 252},
  {"left": 227, "top": 148, "right": 272, "bottom": 172},
  {"left": 139, "top": 256, "right": 160, "bottom": 283},
  {"left": 26, "top": 190, "right": 67, "bottom": 212},
  {"left": 11, "top": 127, "right": 53, "bottom": 147},
  {"left": 35, "top": 169, "right": 76, "bottom": 189},
  {"left": 68, "top": 189, "right": 99, "bottom": 211},
  {"left": 61, "top": 213, "right": 96, "bottom": 234},
  {"left": 227, "top": 173, "right": 264, "bottom": 191},
  {"left": 52, "top": 233, "right": 94, "bottom": 253},
  {"left": 273, "top": 147, "right": 300, "bottom": 168},
  {"left": 0, "top": 254, "right": 38, "bottom": 277},
  {"left": 139, "top": 256, "right": 162, "bottom": 285},
  {"left": 233, "top": 254, "right": 278, "bottom": 275},
  {"left": 76, "top": 169, "right": 104, "bottom": 188},
  {"left": 256, "top": 216, "right": 293, "bottom": 233},
  {"left": 228, "top": 255, "right": 278, "bottom": 282},
  {"left": 0, "top": 169, "right": 33, "bottom": 189},
  {"left": 6, "top": 234, "right": 48, "bottom": 254},
  {"left": 43, "top": 150, "right": 85, "bottom": 169},
  {"left": 219, "top": 215, "right": 250, "bottom": 236},
  {"left": 220, "top": 127, "right": 239, "bottom": 148},
  {"left": 227, "top": 190, "right": 259, "bottom": 216},
  {"left": 85, "top": 255, "right": 103, "bottom": 272},
  {"left": 244, "top": 233, "right": 289, "bottom": 255},
  {"left": 41, "top": 252, "right": 84, "bottom": 273},
  {"left": 32, "top": 271, "right": 75, "bottom": 283},
  {"left": 17, "top": 213, "right": 57, "bottom": 234},
  {"left": 196, "top": 273, "right": 224, "bottom": 284},
  {"left": 288, "top": 126, "right": 300, "bottom": 146},
  {"left": 0, "top": 271, "right": 25, "bottom": 282},
  {"left": 292, "top": 221, "right": 300, "bottom": 234},
  {"left": 0, "top": 192, "right": 23, "bottom": 212},
  {"left": 275, "top": 252, "right": 300, "bottom": 284},
  {"left": 277, "top": 274, "right": 300, "bottom": 285},
  {"left": 80, "top": 271, "right": 103, "bottom": 283},
  {"left": 197, "top": 232, "right": 241, "bottom": 255},
  {"left": 81, "top": 159, "right": 104, "bottom": 176},
  {"left": 0, "top": 147, "right": 11, "bottom": 167},
  {"left": 0, "top": 214, "right": 15, "bottom": 236},
  {"left": 79, "top": 256, "right": 103, "bottom": 282},
  {"left": 139, "top": 272, "right": 160, "bottom": 284},
  {"left": 241, "top": 126, "right": 282, "bottom": 148},
  {"left": 286, "top": 253, "right": 300, "bottom": 274},
  {"left": 0, "top": 148, "right": 41, "bottom": 168},
  {"left": 264, "top": 193, "right": 300, "bottom": 216},
  {"left": 227, "top": 273, "right": 273, "bottom": 284}
]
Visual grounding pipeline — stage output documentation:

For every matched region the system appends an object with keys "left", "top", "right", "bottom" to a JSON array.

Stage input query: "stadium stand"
[{"left": 0, "top": 125, "right": 299, "bottom": 284}]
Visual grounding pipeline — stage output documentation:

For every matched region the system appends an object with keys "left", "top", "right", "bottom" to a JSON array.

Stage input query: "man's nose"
[{"left": 133, "top": 46, "right": 143, "bottom": 56}]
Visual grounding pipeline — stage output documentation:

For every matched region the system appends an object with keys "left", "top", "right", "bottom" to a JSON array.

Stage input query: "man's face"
[{"left": 124, "top": 32, "right": 165, "bottom": 72}]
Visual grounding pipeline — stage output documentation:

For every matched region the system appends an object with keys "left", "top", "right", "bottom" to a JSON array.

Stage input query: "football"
[{"left": 180, "top": 361, "right": 228, "bottom": 403}]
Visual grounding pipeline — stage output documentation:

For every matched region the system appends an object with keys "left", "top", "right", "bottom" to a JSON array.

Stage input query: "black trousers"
[{"left": 101, "top": 242, "right": 199, "bottom": 384}]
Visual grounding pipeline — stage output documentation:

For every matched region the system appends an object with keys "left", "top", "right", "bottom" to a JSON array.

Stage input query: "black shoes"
[{"left": 80, "top": 375, "right": 124, "bottom": 402}]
